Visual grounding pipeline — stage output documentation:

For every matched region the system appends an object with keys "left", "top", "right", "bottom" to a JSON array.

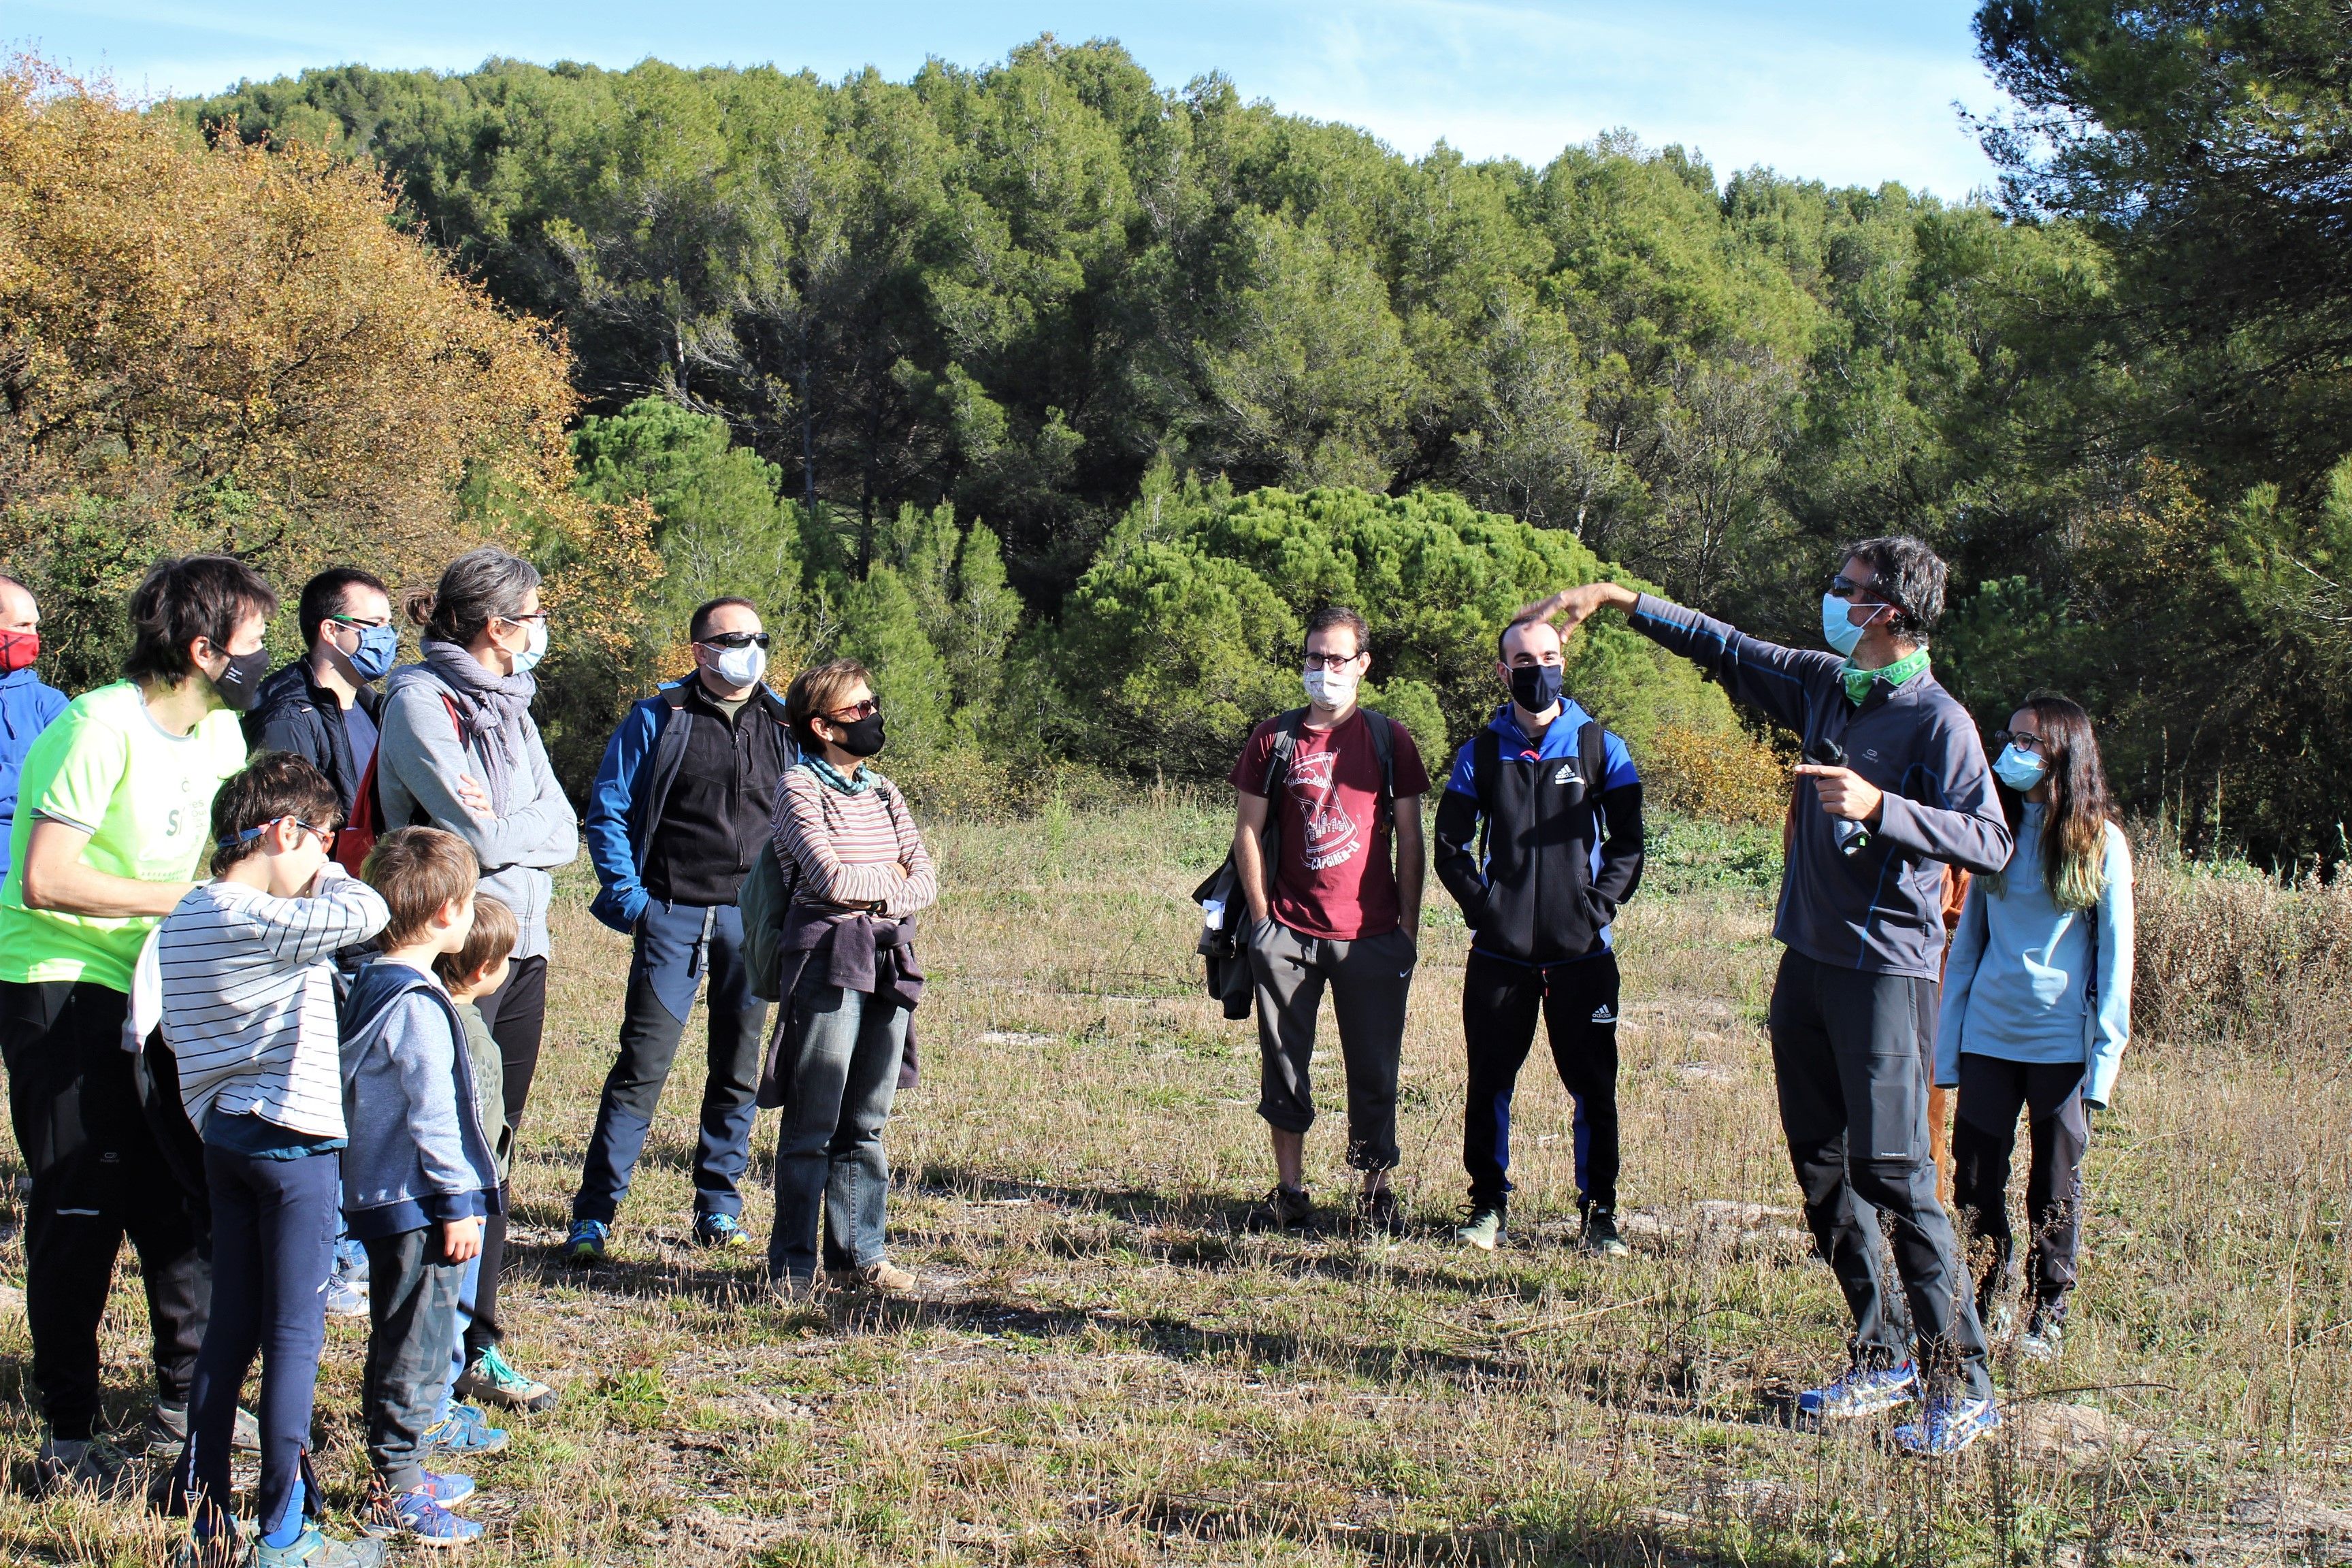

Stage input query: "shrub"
[{"left": 2132, "top": 845, "right": 2352, "bottom": 1043}]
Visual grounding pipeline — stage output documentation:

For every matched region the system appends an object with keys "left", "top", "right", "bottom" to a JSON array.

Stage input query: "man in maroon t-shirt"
[{"left": 1228, "top": 606, "right": 1430, "bottom": 1233}]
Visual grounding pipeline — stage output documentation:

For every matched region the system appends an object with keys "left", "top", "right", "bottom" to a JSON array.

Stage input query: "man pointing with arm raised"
[{"left": 1520, "top": 538, "right": 2010, "bottom": 1458}]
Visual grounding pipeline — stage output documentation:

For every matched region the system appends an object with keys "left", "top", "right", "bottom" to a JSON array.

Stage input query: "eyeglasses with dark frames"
[
  {"left": 826, "top": 698, "right": 881, "bottom": 722},
  {"left": 1991, "top": 729, "right": 2046, "bottom": 753},
  {"left": 1301, "top": 651, "right": 1362, "bottom": 671}
]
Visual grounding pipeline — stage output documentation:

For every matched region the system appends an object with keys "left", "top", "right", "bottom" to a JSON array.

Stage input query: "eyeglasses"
[
  {"left": 698, "top": 631, "right": 771, "bottom": 651},
  {"left": 1991, "top": 730, "right": 2046, "bottom": 753},
  {"left": 1301, "top": 651, "right": 1361, "bottom": 671},
  {"left": 496, "top": 610, "right": 552, "bottom": 627},
  {"left": 218, "top": 817, "right": 333, "bottom": 851},
  {"left": 329, "top": 614, "right": 393, "bottom": 631},
  {"left": 826, "top": 698, "right": 881, "bottom": 721}
]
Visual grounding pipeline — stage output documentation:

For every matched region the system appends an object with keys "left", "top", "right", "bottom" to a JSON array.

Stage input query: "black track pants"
[
  {"left": 1460, "top": 949, "right": 1620, "bottom": 1213},
  {"left": 1950, "top": 1052, "right": 2089, "bottom": 1326}
]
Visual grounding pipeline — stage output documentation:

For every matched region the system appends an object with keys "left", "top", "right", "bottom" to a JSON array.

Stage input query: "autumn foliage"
[{"left": 0, "top": 56, "right": 653, "bottom": 693}]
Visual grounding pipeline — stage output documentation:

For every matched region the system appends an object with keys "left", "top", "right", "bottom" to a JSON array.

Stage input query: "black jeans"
[
  {"left": 0, "top": 980, "right": 208, "bottom": 1439},
  {"left": 361, "top": 1228, "right": 463, "bottom": 1492},
  {"left": 1460, "top": 949, "right": 1620, "bottom": 1212},
  {"left": 1950, "top": 1053, "right": 2090, "bottom": 1326},
  {"left": 1767, "top": 950, "right": 1993, "bottom": 1399},
  {"left": 573, "top": 902, "right": 768, "bottom": 1226},
  {"left": 1247, "top": 921, "right": 1414, "bottom": 1171},
  {"left": 464, "top": 951, "right": 547, "bottom": 1361},
  {"left": 172, "top": 1145, "right": 338, "bottom": 1539}
]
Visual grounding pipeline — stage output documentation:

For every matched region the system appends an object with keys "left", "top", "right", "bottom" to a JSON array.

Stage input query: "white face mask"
[
  {"left": 711, "top": 643, "right": 768, "bottom": 688},
  {"left": 510, "top": 617, "right": 549, "bottom": 675},
  {"left": 1303, "top": 666, "right": 1360, "bottom": 708}
]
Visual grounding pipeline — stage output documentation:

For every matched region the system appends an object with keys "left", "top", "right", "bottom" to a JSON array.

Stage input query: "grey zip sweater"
[
  {"left": 1626, "top": 593, "right": 2012, "bottom": 979},
  {"left": 376, "top": 666, "right": 578, "bottom": 960}
]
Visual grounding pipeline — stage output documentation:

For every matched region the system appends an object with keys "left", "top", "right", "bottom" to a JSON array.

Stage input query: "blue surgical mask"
[
  {"left": 510, "top": 617, "right": 548, "bottom": 676},
  {"left": 344, "top": 623, "right": 398, "bottom": 683},
  {"left": 1821, "top": 593, "right": 1864, "bottom": 656},
  {"left": 1993, "top": 744, "right": 2047, "bottom": 793}
]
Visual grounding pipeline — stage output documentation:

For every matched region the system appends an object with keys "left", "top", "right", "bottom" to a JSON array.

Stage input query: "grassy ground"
[{"left": 1, "top": 797, "right": 2347, "bottom": 1565}]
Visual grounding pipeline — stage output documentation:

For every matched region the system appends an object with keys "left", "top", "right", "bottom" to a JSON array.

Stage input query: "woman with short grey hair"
[{"left": 376, "top": 545, "right": 576, "bottom": 1415}]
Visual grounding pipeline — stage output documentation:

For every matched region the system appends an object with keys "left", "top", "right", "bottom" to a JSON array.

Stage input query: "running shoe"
[
  {"left": 456, "top": 1343, "right": 558, "bottom": 1412},
  {"left": 362, "top": 1480, "right": 483, "bottom": 1548},
  {"left": 562, "top": 1218, "right": 610, "bottom": 1267},
  {"left": 1796, "top": 1362, "right": 1919, "bottom": 1422},
  {"left": 1894, "top": 1395, "right": 2003, "bottom": 1456},
  {"left": 1579, "top": 1207, "right": 1631, "bottom": 1258},
  {"left": 1454, "top": 1205, "right": 1507, "bottom": 1251},
  {"left": 255, "top": 1524, "right": 389, "bottom": 1567},
  {"left": 422, "top": 1402, "right": 508, "bottom": 1458},
  {"left": 692, "top": 1211, "right": 751, "bottom": 1250}
]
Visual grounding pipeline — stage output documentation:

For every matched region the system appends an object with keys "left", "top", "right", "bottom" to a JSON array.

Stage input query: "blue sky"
[{"left": 10, "top": 1, "right": 2006, "bottom": 199}]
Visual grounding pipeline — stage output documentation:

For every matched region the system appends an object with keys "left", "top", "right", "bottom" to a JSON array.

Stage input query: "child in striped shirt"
[{"left": 159, "top": 753, "right": 390, "bottom": 1568}]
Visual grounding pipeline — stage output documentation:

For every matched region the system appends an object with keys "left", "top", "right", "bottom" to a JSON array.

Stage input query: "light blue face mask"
[
  {"left": 1820, "top": 592, "right": 1889, "bottom": 657},
  {"left": 510, "top": 617, "right": 549, "bottom": 676},
  {"left": 344, "top": 623, "right": 399, "bottom": 683},
  {"left": 1993, "top": 743, "right": 2047, "bottom": 792}
]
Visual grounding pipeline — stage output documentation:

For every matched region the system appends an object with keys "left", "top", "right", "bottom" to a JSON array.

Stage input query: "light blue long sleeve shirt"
[{"left": 1935, "top": 802, "right": 2134, "bottom": 1105}]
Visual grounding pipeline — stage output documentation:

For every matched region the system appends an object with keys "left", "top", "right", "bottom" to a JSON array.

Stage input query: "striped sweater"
[
  {"left": 770, "top": 765, "right": 938, "bottom": 917},
  {"left": 158, "top": 866, "right": 391, "bottom": 1139}
]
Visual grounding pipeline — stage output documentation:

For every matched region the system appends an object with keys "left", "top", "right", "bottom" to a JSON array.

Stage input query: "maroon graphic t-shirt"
[{"left": 1228, "top": 708, "right": 1431, "bottom": 941}]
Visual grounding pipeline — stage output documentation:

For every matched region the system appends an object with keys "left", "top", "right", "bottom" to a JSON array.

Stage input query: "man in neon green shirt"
[{"left": 0, "top": 555, "right": 276, "bottom": 1492}]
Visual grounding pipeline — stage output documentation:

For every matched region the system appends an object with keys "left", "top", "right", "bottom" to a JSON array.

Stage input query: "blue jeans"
[
  {"left": 766, "top": 971, "right": 908, "bottom": 1283},
  {"left": 361, "top": 1228, "right": 463, "bottom": 1491},
  {"left": 172, "top": 1144, "right": 338, "bottom": 1539},
  {"left": 573, "top": 902, "right": 768, "bottom": 1226}
]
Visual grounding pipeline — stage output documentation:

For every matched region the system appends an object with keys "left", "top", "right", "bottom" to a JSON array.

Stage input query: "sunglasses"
[
  {"left": 699, "top": 631, "right": 772, "bottom": 651},
  {"left": 826, "top": 698, "right": 881, "bottom": 721},
  {"left": 1991, "top": 729, "right": 2046, "bottom": 753},
  {"left": 1825, "top": 573, "right": 1889, "bottom": 604}
]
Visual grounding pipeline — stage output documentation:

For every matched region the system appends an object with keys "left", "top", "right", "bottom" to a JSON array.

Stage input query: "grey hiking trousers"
[{"left": 1247, "top": 919, "right": 1416, "bottom": 1171}]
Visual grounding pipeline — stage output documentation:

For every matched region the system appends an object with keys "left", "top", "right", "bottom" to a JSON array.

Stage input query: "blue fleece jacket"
[
  {"left": 1935, "top": 803, "right": 2135, "bottom": 1107},
  {"left": 337, "top": 959, "right": 501, "bottom": 1241},
  {"left": 0, "top": 666, "right": 69, "bottom": 834}
]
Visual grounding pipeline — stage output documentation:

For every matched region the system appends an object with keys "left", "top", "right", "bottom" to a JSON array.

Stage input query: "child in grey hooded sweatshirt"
[{"left": 344, "top": 828, "right": 500, "bottom": 1549}]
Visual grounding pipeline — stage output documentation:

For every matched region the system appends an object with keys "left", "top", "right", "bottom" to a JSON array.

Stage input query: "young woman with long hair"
[{"left": 1934, "top": 691, "right": 2133, "bottom": 1362}]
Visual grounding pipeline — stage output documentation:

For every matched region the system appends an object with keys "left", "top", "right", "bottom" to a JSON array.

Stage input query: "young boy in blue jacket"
[{"left": 346, "top": 827, "right": 502, "bottom": 1548}]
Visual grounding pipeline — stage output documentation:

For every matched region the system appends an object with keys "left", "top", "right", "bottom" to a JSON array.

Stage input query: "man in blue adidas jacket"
[
  {"left": 565, "top": 598, "right": 796, "bottom": 1264},
  {"left": 1522, "top": 537, "right": 2011, "bottom": 1458},
  {"left": 1433, "top": 616, "right": 1644, "bottom": 1258}
]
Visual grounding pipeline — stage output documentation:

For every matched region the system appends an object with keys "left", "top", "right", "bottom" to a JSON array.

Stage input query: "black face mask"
[
  {"left": 211, "top": 647, "right": 273, "bottom": 713},
  {"left": 1508, "top": 662, "right": 1565, "bottom": 713},
  {"left": 834, "top": 711, "right": 887, "bottom": 758}
]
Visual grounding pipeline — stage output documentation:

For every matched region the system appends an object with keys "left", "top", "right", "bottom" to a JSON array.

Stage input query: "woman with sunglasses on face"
[
  {"left": 760, "top": 659, "right": 936, "bottom": 1295},
  {"left": 1934, "top": 691, "right": 2133, "bottom": 1363},
  {"left": 377, "top": 546, "right": 577, "bottom": 1414}
]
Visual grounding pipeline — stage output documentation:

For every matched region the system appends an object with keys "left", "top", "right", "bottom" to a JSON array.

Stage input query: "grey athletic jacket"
[
  {"left": 376, "top": 670, "right": 578, "bottom": 961},
  {"left": 1627, "top": 594, "right": 2011, "bottom": 979}
]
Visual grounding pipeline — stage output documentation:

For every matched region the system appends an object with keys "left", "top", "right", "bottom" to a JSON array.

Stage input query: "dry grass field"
[{"left": 1, "top": 798, "right": 2347, "bottom": 1565}]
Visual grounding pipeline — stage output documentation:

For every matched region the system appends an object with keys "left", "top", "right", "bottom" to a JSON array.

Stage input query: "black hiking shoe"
[
  {"left": 1356, "top": 1186, "right": 1406, "bottom": 1237},
  {"left": 1579, "top": 1206, "right": 1631, "bottom": 1257},
  {"left": 1245, "top": 1183, "right": 1316, "bottom": 1232}
]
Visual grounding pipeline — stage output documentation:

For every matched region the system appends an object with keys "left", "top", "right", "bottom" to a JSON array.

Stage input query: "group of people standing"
[
  {"left": 0, "top": 551, "right": 934, "bottom": 1563},
  {"left": 1222, "top": 534, "right": 2132, "bottom": 1459},
  {"left": 0, "top": 523, "right": 2130, "bottom": 1560}
]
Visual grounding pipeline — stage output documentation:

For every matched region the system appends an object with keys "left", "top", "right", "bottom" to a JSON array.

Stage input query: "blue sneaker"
[
  {"left": 1895, "top": 1395, "right": 2002, "bottom": 1456},
  {"left": 563, "top": 1218, "right": 610, "bottom": 1267},
  {"left": 423, "top": 1402, "right": 508, "bottom": 1458},
  {"left": 334, "top": 1237, "right": 370, "bottom": 1284},
  {"left": 1797, "top": 1361, "right": 1919, "bottom": 1422},
  {"left": 363, "top": 1479, "right": 483, "bottom": 1547},
  {"left": 692, "top": 1211, "right": 750, "bottom": 1250},
  {"left": 325, "top": 1275, "right": 368, "bottom": 1318}
]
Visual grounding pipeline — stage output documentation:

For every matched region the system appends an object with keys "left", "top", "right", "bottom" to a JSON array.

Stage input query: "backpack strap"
[
  {"left": 1363, "top": 708, "right": 1396, "bottom": 821},
  {"left": 1260, "top": 708, "right": 1308, "bottom": 796}
]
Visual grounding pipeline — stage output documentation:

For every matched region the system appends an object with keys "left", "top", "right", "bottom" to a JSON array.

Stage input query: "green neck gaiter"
[{"left": 1842, "top": 644, "right": 1931, "bottom": 706}]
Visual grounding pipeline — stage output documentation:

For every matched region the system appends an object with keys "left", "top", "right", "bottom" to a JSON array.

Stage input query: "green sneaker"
[
  {"left": 1455, "top": 1205, "right": 1507, "bottom": 1251},
  {"left": 455, "top": 1343, "right": 558, "bottom": 1413}
]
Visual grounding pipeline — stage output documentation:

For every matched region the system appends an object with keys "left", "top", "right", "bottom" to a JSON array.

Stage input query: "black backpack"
[{"left": 1192, "top": 708, "right": 1396, "bottom": 1019}]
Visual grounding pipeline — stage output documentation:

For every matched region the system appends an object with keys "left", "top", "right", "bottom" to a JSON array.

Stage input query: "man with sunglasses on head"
[
  {"left": 566, "top": 597, "right": 798, "bottom": 1264},
  {"left": 1518, "top": 538, "right": 2012, "bottom": 1457},
  {"left": 247, "top": 568, "right": 397, "bottom": 829}
]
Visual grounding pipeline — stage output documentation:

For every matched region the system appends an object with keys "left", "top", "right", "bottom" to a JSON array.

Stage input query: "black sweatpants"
[
  {"left": 1460, "top": 949, "right": 1620, "bottom": 1213},
  {"left": 0, "top": 979, "right": 209, "bottom": 1440},
  {"left": 361, "top": 1227, "right": 463, "bottom": 1493},
  {"left": 464, "top": 951, "right": 546, "bottom": 1362},
  {"left": 1767, "top": 950, "right": 1992, "bottom": 1399},
  {"left": 1950, "top": 1053, "right": 2089, "bottom": 1327}
]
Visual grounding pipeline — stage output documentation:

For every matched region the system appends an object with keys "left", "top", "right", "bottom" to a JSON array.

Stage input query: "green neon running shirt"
[{"left": 0, "top": 681, "right": 250, "bottom": 991}]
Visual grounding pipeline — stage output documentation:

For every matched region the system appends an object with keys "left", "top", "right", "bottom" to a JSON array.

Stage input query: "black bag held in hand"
[
  {"left": 1803, "top": 737, "right": 1871, "bottom": 856},
  {"left": 1192, "top": 708, "right": 1395, "bottom": 1020}
]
